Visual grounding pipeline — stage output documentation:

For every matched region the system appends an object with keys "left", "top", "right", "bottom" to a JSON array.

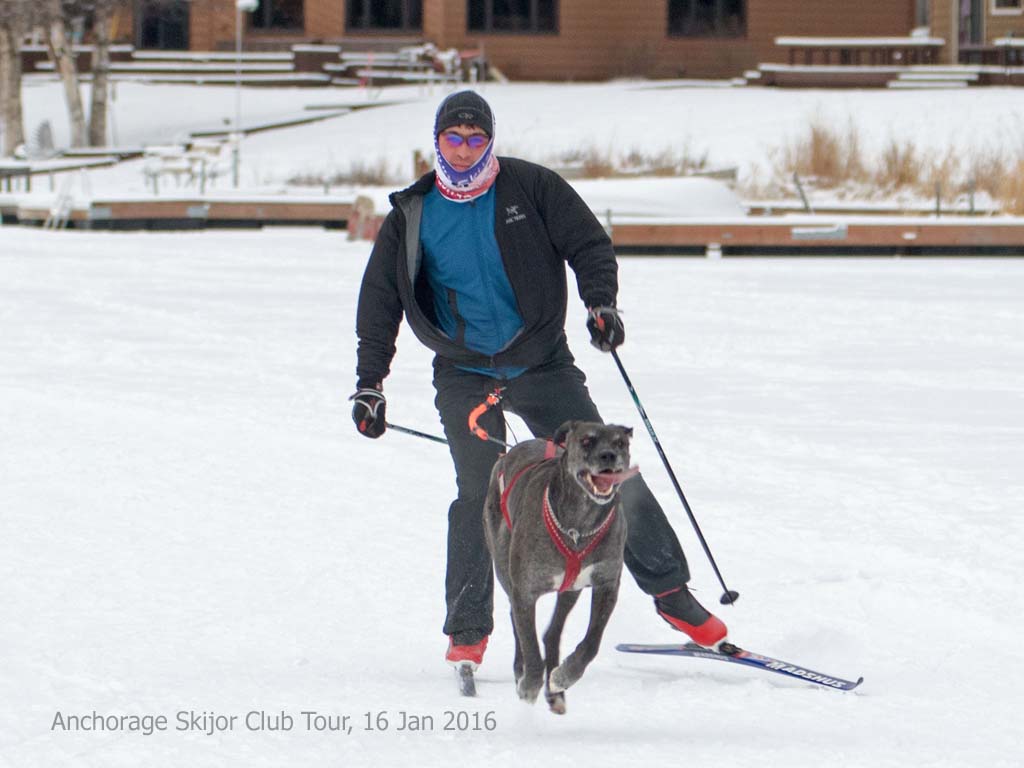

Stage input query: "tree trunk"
[
  {"left": 46, "top": 6, "right": 86, "bottom": 148},
  {"left": 88, "top": 0, "right": 113, "bottom": 147},
  {"left": 0, "top": 23, "right": 26, "bottom": 156}
]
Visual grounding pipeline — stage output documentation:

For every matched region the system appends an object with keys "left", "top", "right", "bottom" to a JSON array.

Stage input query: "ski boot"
[
  {"left": 654, "top": 587, "right": 728, "bottom": 650},
  {"left": 446, "top": 631, "right": 488, "bottom": 697}
]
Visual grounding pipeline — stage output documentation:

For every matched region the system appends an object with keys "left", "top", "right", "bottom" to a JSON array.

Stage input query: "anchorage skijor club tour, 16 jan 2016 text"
[{"left": 51, "top": 709, "right": 498, "bottom": 736}]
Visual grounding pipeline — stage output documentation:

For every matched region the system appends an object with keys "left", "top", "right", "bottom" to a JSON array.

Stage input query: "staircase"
[{"left": 22, "top": 41, "right": 477, "bottom": 88}]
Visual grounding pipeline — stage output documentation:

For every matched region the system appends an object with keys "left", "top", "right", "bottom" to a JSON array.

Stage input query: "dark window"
[
  {"left": 252, "top": 0, "right": 304, "bottom": 30},
  {"left": 347, "top": 0, "right": 423, "bottom": 30},
  {"left": 667, "top": 0, "right": 745, "bottom": 38},
  {"left": 467, "top": 0, "right": 558, "bottom": 33},
  {"left": 136, "top": 0, "right": 189, "bottom": 50}
]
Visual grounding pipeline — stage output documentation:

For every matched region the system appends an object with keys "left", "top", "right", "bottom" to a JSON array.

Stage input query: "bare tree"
[
  {"left": 44, "top": 0, "right": 87, "bottom": 147},
  {"left": 87, "top": 0, "right": 116, "bottom": 146},
  {"left": 2, "top": 0, "right": 127, "bottom": 154},
  {"left": 0, "top": 0, "right": 29, "bottom": 156}
]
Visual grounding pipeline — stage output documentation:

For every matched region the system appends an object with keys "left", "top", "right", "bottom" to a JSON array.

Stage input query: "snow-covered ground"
[
  {"left": 3, "top": 78, "right": 1023, "bottom": 766},
  {"left": 1, "top": 224, "right": 1022, "bottom": 767},
  {"left": 12, "top": 78, "right": 1024, "bottom": 196}
]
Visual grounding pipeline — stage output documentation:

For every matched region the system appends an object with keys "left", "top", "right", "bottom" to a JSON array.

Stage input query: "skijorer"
[{"left": 350, "top": 90, "right": 729, "bottom": 670}]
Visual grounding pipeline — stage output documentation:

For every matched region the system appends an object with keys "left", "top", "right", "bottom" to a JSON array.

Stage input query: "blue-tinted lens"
[{"left": 442, "top": 133, "right": 489, "bottom": 149}]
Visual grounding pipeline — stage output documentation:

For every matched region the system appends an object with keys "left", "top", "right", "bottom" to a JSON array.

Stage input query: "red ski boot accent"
[
  {"left": 446, "top": 636, "right": 489, "bottom": 669},
  {"left": 657, "top": 610, "right": 728, "bottom": 649}
]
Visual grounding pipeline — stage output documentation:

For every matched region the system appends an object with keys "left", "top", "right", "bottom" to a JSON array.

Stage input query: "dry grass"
[
  {"left": 285, "top": 127, "right": 1024, "bottom": 216},
  {"left": 554, "top": 144, "right": 709, "bottom": 179},
  {"left": 288, "top": 157, "right": 403, "bottom": 187},
  {"left": 770, "top": 118, "right": 1024, "bottom": 214},
  {"left": 621, "top": 144, "right": 710, "bottom": 176},
  {"left": 563, "top": 147, "right": 616, "bottom": 178},
  {"left": 778, "top": 117, "right": 868, "bottom": 186},
  {"left": 998, "top": 159, "right": 1024, "bottom": 215},
  {"left": 968, "top": 145, "right": 1015, "bottom": 202},
  {"left": 875, "top": 138, "right": 922, "bottom": 190}
]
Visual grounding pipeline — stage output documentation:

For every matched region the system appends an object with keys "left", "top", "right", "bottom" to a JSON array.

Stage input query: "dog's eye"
[{"left": 580, "top": 436, "right": 593, "bottom": 448}]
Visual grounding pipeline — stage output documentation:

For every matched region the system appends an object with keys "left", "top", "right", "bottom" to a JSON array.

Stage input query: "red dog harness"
[
  {"left": 498, "top": 440, "right": 558, "bottom": 531},
  {"left": 499, "top": 441, "right": 618, "bottom": 593}
]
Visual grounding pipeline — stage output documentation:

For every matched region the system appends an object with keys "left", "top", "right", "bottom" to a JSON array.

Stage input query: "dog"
[{"left": 483, "top": 420, "right": 638, "bottom": 714}]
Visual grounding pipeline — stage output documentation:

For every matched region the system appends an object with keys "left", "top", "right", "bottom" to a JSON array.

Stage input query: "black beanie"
[{"left": 434, "top": 91, "right": 494, "bottom": 137}]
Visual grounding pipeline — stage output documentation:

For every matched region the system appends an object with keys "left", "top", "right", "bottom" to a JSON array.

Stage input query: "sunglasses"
[{"left": 440, "top": 132, "right": 490, "bottom": 149}]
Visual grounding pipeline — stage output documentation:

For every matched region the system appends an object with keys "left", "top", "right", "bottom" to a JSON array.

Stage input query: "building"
[{"left": 123, "top": 1, "right": 1024, "bottom": 80}]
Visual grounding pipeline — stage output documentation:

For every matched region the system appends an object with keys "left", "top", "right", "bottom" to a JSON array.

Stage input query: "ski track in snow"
[{"left": 1, "top": 227, "right": 1022, "bottom": 767}]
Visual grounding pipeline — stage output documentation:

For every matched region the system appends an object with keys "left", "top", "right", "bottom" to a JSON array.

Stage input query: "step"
[
  {"left": 132, "top": 51, "right": 294, "bottom": 62},
  {"left": 897, "top": 71, "right": 979, "bottom": 81},
  {"left": 886, "top": 79, "right": 970, "bottom": 89},
  {"left": 87, "top": 72, "right": 330, "bottom": 86},
  {"left": 34, "top": 61, "right": 295, "bottom": 74}
]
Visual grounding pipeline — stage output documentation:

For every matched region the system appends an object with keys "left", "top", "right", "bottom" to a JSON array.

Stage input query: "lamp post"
[{"left": 233, "top": 0, "right": 259, "bottom": 187}]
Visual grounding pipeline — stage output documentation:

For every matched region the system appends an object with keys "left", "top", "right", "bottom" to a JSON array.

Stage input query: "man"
[{"left": 351, "top": 90, "right": 728, "bottom": 669}]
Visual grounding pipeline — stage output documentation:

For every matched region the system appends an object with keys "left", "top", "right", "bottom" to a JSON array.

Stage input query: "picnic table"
[{"left": 775, "top": 36, "right": 945, "bottom": 66}]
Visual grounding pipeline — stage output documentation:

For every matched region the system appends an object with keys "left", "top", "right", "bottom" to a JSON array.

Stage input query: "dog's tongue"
[{"left": 592, "top": 465, "right": 641, "bottom": 492}]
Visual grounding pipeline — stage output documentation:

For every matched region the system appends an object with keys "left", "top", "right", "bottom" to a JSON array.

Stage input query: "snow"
[
  {"left": 2, "top": 78, "right": 1024, "bottom": 767},
  {"left": 2, "top": 226, "right": 1022, "bottom": 766},
  {"left": 12, "top": 79, "right": 1024, "bottom": 197},
  {"left": 569, "top": 177, "right": 746, "bottom": 219},
  {"left": 774, "top": 36, "right": 946, "bottom": 46}
]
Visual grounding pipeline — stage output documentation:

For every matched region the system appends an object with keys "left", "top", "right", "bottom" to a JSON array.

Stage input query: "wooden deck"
[
  {"left": 7, "top": 196, "right": 1022, "bottom": 255},
  {"left": 13, "top": 196, "right": 354, "bottom": 230},
  {"left": 610, "top": 217, "right": 1024, "bottom": 256},
  {"left": 774, "top": 36, "right": 945, "bottom": 66},
  {"left": 755, "top": 62, "right": 1024, "bottom": 88}
]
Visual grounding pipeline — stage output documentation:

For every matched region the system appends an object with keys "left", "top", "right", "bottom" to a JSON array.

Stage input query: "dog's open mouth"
[{"left": 578, "top": 466, "right": 641, "bottom": 498}]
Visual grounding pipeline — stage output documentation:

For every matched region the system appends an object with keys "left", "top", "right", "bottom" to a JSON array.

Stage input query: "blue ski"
[{"left": 616, "top": 642, "right": 863, "bottom": 692}]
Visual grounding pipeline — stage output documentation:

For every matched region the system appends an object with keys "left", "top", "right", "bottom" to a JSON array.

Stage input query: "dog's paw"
[
  {"left": 545, "top": 690, "right": 567, "bottom": 715},
  {"left": 548, "top": 665, "right": 571, "bottom": 693},
  {"left": 516, "top": 673, "right": 543, "bottom": 703}
]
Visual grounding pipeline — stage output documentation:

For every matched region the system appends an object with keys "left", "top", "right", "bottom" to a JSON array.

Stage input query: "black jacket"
[{"left": 355, "top": 157, "right": 618, "bottom": 388}]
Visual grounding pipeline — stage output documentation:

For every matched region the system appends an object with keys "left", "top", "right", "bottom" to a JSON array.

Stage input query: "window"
[
  {"left": 467, "top": 1, "right": 558, "bottom": 34},
  {"left": 668, "top": 0, "right": 745, "bottom": 38},
  {"left": 347, "top": 0, "right": 423, "bottom": 31},
  {"left": 915, "top": 0, "right": 929, "bottom": 27},
  {"left": 993, "top": 0, "right": 1023, "bottom": 13},
  {"left": 252, "top": 0, "right": 304, "bottom": 30}
]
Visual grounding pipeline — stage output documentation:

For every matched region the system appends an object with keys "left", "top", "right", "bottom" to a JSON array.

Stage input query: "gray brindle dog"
[{"left": 483, "top": 420, "right": 638, "bottom": 714}]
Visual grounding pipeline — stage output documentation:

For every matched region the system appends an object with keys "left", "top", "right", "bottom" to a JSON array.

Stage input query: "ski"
[
  {"left": 455, "top": 663, "right": 477, "bottom": 696},
  {"left": 616, "top": 642, "right": 863, "bottom": 691}
]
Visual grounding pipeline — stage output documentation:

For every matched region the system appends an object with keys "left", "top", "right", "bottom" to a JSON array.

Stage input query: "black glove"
[
  {"left": 586, "top": 306, "right": 625, "bottom": 352},
  {"left": 350, "top": 387, "right": 386, "bottom": 438}
]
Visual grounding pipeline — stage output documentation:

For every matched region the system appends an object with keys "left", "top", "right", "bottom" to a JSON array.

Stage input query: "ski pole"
[
  {"left": 610, "top": 348, "right": 740, "bottom": 606},
  {"left": 386, "top": 421, "right": 512, "bottom": 449},
  {"left": 385, "top": 422, "right": 449, "bottom": 445}
]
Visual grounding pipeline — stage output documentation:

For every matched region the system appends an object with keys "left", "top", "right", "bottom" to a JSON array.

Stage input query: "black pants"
[{"left": 433, "top": 356, "right": 692, "bottom": 638}]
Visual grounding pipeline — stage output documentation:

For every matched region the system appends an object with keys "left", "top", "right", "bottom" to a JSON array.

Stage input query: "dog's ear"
[
  {"left": 552, "top": 420, "right": 578, "bottom": 446},
  {"left": 624, "top": 426, "right": 634, "bottom": 439}
]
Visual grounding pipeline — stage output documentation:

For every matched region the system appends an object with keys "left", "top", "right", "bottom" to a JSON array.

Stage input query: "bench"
[
  {"left": 993, "top": 37, "right": 1024, "bottom": 66},
  {"left": 0, "top": 165, "right": 32, "bottom": 192},
  {"left": 775, "top": 36, "right": 945, "bottom": 66}
]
